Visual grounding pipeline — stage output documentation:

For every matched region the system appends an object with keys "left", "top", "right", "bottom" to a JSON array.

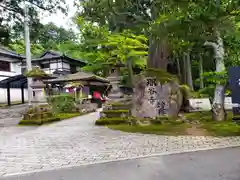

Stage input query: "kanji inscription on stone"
[{"left": 146, "top": 78, "right": 157, "bottom": 106}]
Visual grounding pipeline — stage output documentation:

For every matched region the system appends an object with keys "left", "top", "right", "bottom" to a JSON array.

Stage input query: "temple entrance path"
[{"left": 1, "top": 112, "right": 240, "bottom": 177}]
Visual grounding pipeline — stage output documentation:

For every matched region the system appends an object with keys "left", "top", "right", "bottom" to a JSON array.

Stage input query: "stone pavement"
[
  {"left": 0, "top": 104, "right": 27, "bottom": 127},
  {"left": 0, "top": 112, "right": 240, "bottom": 177}
]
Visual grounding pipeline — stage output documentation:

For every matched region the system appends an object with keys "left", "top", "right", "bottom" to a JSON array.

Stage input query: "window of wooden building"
[{"left": 0, "top": 61, "right": 10, "bottom": 72}]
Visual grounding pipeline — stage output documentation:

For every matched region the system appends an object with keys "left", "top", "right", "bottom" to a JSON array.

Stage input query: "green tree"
[
  {"left": 76, "top": 18, "right": 148, "bottom": 81},
  {"left": 33, "top": 23, "right": 77, "bottom": 49},
  {"left": 8, "top": 40, "right": 44, "bottom": 57},
  {"left": 0, "top": 0, "right": 67, "bottom": 45}
]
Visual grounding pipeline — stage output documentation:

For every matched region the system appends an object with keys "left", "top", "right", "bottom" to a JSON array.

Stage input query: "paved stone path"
[{"left": 1, "top": 112, "right": 240, "bottom": 177}]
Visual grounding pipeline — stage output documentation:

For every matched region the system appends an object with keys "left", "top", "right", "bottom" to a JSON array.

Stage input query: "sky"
[{"left": 41, "top": 0, "right": 77, "bottom": 30}]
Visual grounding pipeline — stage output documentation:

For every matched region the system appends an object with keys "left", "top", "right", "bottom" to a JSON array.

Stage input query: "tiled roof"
[
  {"left": 45, "top": 71, "right": 110, "bottom": 84},
  {"left": 0, "top": 46, "right": 25, "bottom": 59}
]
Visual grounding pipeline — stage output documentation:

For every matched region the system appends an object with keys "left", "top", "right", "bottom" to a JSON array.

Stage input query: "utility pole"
[{"left": 24, "top": 3, "right": 32, "bottom": 105}]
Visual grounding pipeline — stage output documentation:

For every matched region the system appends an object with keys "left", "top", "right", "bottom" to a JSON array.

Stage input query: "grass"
[
  {"left": 109, "top": 123, "right": 189, "bottom": 136},
  {"left": 105, "top": 111, "right": 240, "bottom": 137},
  {"left": 55, "top": 113, "right": 83, "bottom": 120}
]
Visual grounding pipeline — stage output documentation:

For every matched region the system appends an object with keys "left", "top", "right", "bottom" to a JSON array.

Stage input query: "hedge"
[{"left": 95, "top": 117, "right": 128, "bottom": 125}]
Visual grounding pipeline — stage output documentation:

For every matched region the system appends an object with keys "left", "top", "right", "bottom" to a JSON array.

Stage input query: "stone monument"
[{"left": 131, "top": 70, "right": 182, "bottom": 119}]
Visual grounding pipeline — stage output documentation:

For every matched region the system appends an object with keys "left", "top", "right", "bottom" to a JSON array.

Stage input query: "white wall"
[
  {"left": 11, "top": 62, "right": 22, "bottom": 73},
  {"left": 0, "top": 88, "right": 28, "bottom": 103},
  {"left": 62, "top": 62, "right": 70, "bottom": 69},
  {"left": 0, "top": 62, "right": 22, "bottom": 81},
  {"left": 48, "top": 62, "right": 70, "bottom": 73}
]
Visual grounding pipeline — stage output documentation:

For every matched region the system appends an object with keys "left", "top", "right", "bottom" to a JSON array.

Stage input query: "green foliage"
[
  {"left": 48, "top": 94, "right": 76, "bottom": 113},
  {"left": 76, "top": 18, "right": 148, "bottom": 76},
  {"left": 1, "top": 0, "right": 67, "bottom": 46},
  {"left": 54, "top": 113, "right": 82, "bottom": 120},
  {"left": 179, "top": 85, "right": 191, "bottom": 99},
  {"left": 35, "top": 23, "right": 77, "bottom": 50},
  {"left": 19, "top": 117, "right": 61, "bottom": 125},
  {"left": 198, "top": 85, "right": 216, "bottom": 102},
  {"left": 9, "top": 40, "right": 44, "bottom": 56},
  {"left": 201, "top": 71, "right": 228, "bottom": 85},
  {"left": 95, "top": 117, "right": 128, "bottom": 125},
  {"left": 22, "top": 104, "right": 55, "bottom": 122},
  {"left": 19, "top": 113, "right": 82, "bottom": 126},
  {"left": 24, "top": 67, "right": 48, "bottom": 77}
]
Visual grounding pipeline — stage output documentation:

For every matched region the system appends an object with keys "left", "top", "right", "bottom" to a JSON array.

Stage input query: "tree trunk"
[
  {"left": 147, "top": 36, "right": 168, "bottom": 70},
  {"left": 127, "top": 57, "right": 133, "bottom": 88},
  {"left": 204, "top": 31, "right": 226, "bottom": 121},
  {"left": 186, "top": 52, "right": 194, "bottom": 90},
  {"left": 176, "top": 56, "right": 181, "bottom": 81},
  {"left": 199, "top": 54, "right": 204, "bottom": 89},
  {"left": 182, "top": 53, "right": 187, "bottom": 84}
]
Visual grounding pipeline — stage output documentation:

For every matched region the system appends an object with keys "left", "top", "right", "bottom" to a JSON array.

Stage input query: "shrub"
[
  {"left": 95, "top": 117, "right": 127, "bottom": 125},
  {"left": 23, "top": 104, "right": 54, "bottom": 120},
  {"left": 24, "top": 67, "right": 48, "bottom": 78},
  {"left": 48, "top": 94, "right": 75, "bottom": 113},
  {"left": 19, "top": 117, "right": 60, "bottom": 125}
]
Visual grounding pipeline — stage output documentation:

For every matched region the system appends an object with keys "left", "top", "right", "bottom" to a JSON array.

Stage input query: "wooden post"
[
  {"left": 21, "top": 84, "right": 25, "bottom": 104},
  {"left": 7, "top": 83, "right": 11, "bottom": 106}
]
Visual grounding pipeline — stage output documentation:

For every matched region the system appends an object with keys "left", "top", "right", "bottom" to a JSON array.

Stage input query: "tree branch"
[
  {"left": 25, "top": 0, "right": 55, "bottom": 11},
  {"left": 0, "top": 3, "right": 22, "bottom": 14},
  {"left": 107, "top": 0, "right": 150, "bottom": 24}
]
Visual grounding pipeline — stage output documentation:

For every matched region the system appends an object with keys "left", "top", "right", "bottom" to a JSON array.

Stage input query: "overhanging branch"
[{"left": 25, "top": 0, "right": 55, "bottom": 11}]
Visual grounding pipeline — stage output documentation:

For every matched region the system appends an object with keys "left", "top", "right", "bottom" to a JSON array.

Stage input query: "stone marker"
[
  {"left": 132, "top": 76, "right": 182, "bottom": 118},
  {"left": 189, "top": 98, "right": 211, "bottom": 112},
  {"left": 224, "top": 97, "right": 232, "bottom": 110}
]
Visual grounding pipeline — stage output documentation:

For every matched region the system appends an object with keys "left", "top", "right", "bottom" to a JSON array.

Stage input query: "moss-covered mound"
[
  {"left": 24, "top": 67, "right": 48, "bottom": 78},
  {"left": 145, "top": 68, "right": 178, "bottom": 84}
]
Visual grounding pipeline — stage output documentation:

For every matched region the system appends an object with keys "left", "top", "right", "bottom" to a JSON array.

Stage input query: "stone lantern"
[
  {"left": 107, "top": 61, "right": 125, "bottom": 101},
  {"left": 24, "top": 67, "right": 49, "bottom": 104}
]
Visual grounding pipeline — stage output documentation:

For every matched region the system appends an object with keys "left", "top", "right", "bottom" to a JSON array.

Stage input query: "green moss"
[
  {"left": 184, "top": 111, "right": 233, "bottom": 122},
  {"left": 108, "top": 124, "right": 188, "bottom": 135},
  {"left": 102, "top": 110, "right": 129, "bottom": 113},
  {"left": 55, "top": 113, "right": 82, "bottom": 120},
  {"left": 19, "top": 117, "right": 60, "bottom": 125},
  {"left": 179, "top": 85, "right": 191, "bottom": 99},
  {"left": 105, "top": 111, "right": 240, "bottom": 137},
  {"left": 24, "top": 67, "right": 48, "bottom": 78},
  {"left": 96, "top": 117, "right": 128, "bottom": 125},
  {"left": 145, "top": 68, "right": 178, "bottom": 84},
  {"left": 19, "top": 113, "right": 83, "bottom": 126},
  {"left": 202, "top": 122, "right": 240, "bottom": 136}
]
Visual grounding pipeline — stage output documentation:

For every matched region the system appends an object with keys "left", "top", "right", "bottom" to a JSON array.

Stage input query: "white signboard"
[
  {"left": 224, "top": 97, "right": 232, "bottom": 110},
  {"left": 189, "top": 97, "right": 235, "bottom": 112},
  {"left": 189, "top": 98, "right": 211, "bottom": 112}
]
